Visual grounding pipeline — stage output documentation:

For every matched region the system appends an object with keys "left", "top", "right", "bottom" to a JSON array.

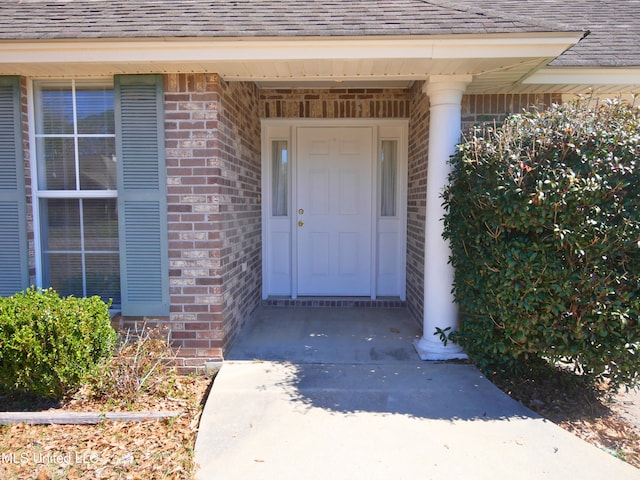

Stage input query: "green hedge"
[
  {"left": 443, "top": 99, "right": 640, "bottom": 390},
  {"left": 0, "top": 287, "right": 117, "bottom": 399}
]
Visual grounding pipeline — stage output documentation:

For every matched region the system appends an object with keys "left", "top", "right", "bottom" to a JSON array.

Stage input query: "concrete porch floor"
[
  {"left": 224, "top": 306, "right": 422, "bottom": 364},
  {"left": 194, "top": 307, "right": 640, "bottom": 480}
]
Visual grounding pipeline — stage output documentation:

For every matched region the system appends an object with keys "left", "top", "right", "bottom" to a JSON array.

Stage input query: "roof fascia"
[
  {"left": 0, "top": 33, "right": 583, "bottom": 64},
  {"left": 525, "top": 67, "right": 640, "bottom": 86}
]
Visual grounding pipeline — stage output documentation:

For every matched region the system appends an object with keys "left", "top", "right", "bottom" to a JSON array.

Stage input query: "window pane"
[
  {"left": 83, "top": 199, "right": 119, "bottom": 251},
  {"left": 79, "top": 137, "right": 117, "bottom": 190},
  {"left": 272, "top": 140, "right": 288, "bottom": 216},
  {"left": 36, "top": 86, "right": 73, "bottom": 135},
  {"left": 42, "top": 198, "right": 81, "bottom": 251},
  {"left": 86, "top": 254, "right": 121, "bottom": 305},
  {"left": 36, "top": 80, "right": 120, "bottom": 306},
  {"left": 38, "top": 137, "right": 76, "bottom": 190},
  {"left": 76, "top": 87, "right": 115, "bottom": 134},
  {"left": 380, "top": 140, "right": 398, "bottom": 217},
  {"left": 40, "top": 198, "right": 120, "bottom": 304},
  {"left": 44, "top": 253, "right": 83, "bottom": 298}
]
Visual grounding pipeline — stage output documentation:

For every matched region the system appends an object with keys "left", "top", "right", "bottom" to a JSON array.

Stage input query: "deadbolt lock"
[{"left": 298, "top": 208, "right": 304, "bottom": 215}]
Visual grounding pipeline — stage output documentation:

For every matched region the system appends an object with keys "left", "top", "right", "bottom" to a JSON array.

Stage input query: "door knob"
[
  {"left": 298, "top": 208, "right": 304, "bottom": 215},
  {"left": 298, "top": 221, "right": 304, "bottom": 227}
]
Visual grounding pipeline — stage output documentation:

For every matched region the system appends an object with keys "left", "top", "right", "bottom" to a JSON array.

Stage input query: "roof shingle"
[
  {"left": 453, "top": 0, "right": 640, "bottom": 67},
  {"left": 0, "top": 0, "right": 574, "bottom": 39}
]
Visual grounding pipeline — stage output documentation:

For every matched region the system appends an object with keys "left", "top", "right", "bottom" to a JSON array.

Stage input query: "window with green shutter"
[{"left": 32, "top": 75, "right": 169, "bottom": 316}]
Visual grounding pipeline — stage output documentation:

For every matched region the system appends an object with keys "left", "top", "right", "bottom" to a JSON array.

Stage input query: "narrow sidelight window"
[
  {"left": 380, "top": 140, "right": 398, "bottom": 217},
  {"left": 272, "top": 140, "right": 288, "bottom": 216}
]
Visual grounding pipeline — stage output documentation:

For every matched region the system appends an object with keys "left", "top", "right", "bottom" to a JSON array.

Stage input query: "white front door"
[{"left": 296, "top": 127, "right": 373, "bottom": 295}]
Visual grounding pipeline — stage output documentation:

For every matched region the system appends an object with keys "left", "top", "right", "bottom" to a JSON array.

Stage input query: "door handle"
[{"left": 298, "top": 221, "right": 305, "bottom": 227}]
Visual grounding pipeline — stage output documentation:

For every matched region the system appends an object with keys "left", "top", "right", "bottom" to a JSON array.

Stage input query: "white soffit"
[{"left": 0, "top": 34, "right": 582, "bottom": 84}]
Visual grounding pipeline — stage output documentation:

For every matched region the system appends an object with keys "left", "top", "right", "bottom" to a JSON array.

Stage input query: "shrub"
[
  {"left": 87, "top": 323, "right": 178, "bottom": 408},
  {"left": 0, "top": 287, "right": 117, "bottom": 399},
  {"left": 443, "top": 99, "right": 640, "bottom": 391}
]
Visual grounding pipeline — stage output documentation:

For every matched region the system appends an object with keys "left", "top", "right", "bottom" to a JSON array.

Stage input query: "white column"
[{"left": 414, "top": 75, "right": 472, "bottom": 361}]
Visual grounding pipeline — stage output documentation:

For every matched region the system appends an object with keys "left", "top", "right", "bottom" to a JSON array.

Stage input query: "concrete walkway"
[{"left": 194, "top": 307, "right": 640, "bottom": 480}]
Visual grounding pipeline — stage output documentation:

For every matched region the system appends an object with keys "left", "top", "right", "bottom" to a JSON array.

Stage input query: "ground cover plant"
[{"left": 443, "top": 98, "right": 640, "bottom": 392}]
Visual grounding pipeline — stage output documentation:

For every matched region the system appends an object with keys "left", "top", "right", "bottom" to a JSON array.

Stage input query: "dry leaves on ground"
[{"left": 0, "top": 375, "right": 211, "bottom": 480}]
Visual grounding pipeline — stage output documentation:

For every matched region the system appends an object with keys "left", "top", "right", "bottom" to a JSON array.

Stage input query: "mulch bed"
[{"left": 0, "top": 375, "right": 212, "bottom": 480}]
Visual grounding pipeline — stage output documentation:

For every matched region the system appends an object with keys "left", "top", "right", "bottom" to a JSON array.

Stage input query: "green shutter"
[
  {"left": 0, "top": 76, "right": 28, "bottom": 297},
  {"left": 115, "top": 75, "right": 169, "bottom": 316}
]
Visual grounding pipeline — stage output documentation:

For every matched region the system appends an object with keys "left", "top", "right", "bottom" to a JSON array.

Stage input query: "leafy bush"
[
  {"left": 443, "top": 99, "right": 640, "bottom": 391},
  {"left": 0, "top": 287, "right": 117, "bottom": 399}
]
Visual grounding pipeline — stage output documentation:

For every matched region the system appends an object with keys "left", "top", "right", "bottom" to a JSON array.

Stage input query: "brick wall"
[
  {"left": 462, "top": 93, "right": 562, "bottom": 130},
  {"left": 162, "top": 74, "right": 261, "bottom": 370},
  {"left": 406, "top": 81, "right": 429, "bottom": 324},
  {"left": 260, "top": 88, "right": 410, "bottom": 118},
  {"left": 214, "top": 78, "right": 262, "bottom": 354}
]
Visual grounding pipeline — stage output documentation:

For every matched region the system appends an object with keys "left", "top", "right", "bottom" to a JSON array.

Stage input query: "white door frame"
[{"left": 261, "top": 118, "right": 408, "bottom": 300}]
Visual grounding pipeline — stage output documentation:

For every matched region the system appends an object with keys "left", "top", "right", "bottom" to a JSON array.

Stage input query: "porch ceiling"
[
  {"left": 3, "top": 33, "right": 631, "bottom": 94},
  {"left": 0, "top": 57, "right": 557, "bottom": 93}
]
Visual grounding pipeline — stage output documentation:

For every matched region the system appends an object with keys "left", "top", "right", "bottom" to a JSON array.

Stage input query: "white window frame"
[{"left": 28, "top": 78, "right": 118, "bottom": 299}]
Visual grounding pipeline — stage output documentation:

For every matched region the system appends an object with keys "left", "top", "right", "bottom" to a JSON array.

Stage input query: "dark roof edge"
[{"left": 0, "top": 31, "right": 588, "bottom": 44}]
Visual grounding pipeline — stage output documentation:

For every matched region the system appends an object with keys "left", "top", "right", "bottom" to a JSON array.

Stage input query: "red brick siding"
[
  {"left": 260, "top": 89, "right": 410, "bottom": 118},
  {"left": 163, "top": 73, "right": 219, "bottom": 363},
  {"left": 462, "top": 93, "right": 562, "bottom": 130},
  {"left": 214, "top": 78, "right": 262, "bottom": 354},
  {"left": 406, "top": 82, "right": 429, "bottom": 324},
  {"left": 142, "top": 74, "right": 261, "bottom": 369}
]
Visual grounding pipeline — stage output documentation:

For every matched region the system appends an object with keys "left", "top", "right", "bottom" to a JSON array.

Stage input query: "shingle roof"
[
  {"left": 0, "top": 0, "right": 638, "bottom": 67},
  {"left": 454, "top": 0, "right": 640, "bottom": 67},
  {"left": 0, "top": 0, "right": 575, "bottom": 39}
]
